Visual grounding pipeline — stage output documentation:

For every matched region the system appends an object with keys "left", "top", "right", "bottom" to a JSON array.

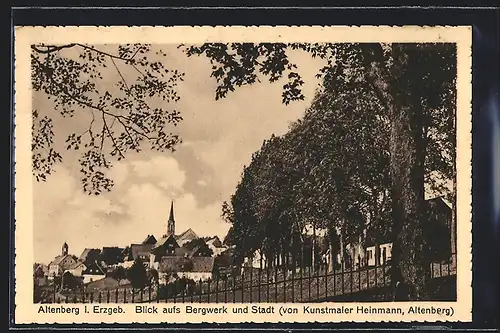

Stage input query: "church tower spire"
[
  {"left": 62, "top": 242, "right": 68, "bottom": 256},
  {"left": 167, "top": 201, "right": 175, "bottom": 236}
]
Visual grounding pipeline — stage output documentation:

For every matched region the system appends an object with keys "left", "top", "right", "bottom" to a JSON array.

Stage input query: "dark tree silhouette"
[
  {"left": 61, "top": 271, "right": 80, "bottom": 290},
  {"left": 31, "top": 43, "right": 185, "bottom": 195},
  {"left": 127, "top": 259, "right": 149, "bottom": 289},
  {"left": 107, "top": 265, "right": 127, "bottom": 283},
  {"left": 186, "top": 42, "right": 456, "bottom": 300}
]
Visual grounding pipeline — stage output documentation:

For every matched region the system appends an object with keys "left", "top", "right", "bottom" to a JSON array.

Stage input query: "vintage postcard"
[{"left": 14, "top": 26, "right": 472, "bottom": 324}]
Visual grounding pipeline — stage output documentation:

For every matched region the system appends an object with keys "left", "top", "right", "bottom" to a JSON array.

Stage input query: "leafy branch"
[{"left": 31, "top": 43, "right": 185, "bottom": 194}]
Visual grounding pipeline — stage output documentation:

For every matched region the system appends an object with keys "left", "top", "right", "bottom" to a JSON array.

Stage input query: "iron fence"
[{"left": 35, "top": 253, "right": 457, "bottom": 304}]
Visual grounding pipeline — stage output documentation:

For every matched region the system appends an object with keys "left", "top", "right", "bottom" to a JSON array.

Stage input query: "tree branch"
[{"left": 31, "top": 44, "right": 77, "bottom": 54}]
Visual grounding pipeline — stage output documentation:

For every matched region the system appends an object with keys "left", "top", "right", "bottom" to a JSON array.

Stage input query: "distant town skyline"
[{"left": 32, "top": 44, "right": 326, "bottom": 264}]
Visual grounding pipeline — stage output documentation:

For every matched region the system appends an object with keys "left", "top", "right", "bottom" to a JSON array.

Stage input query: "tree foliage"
[
  {"left": 107, "top": 265, "right": 127, "bottom": 282},
  {"left": 221, "top": 76, "right": 393, "bottom": 264},
  {"left": 31, "top": 43, "right": 185, "bottom": 194},
  {"left": 127, "top": 258, "right": 149, "bottom": 289}
]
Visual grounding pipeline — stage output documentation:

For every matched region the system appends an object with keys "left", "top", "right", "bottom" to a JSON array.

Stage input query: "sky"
[{"left": 32, "top": 44, "right": 326, "bottom": 264}]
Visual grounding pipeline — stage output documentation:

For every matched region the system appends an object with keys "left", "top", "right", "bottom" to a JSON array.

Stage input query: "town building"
[
  {"left": 47, "top": 242, "right": 77, "bottom": 279},
  {"left": 65, "top": 261, "right": 87, "bottom": 277},
  {"left": 82, "top": 261, "right": 106, "bottom": 284}
]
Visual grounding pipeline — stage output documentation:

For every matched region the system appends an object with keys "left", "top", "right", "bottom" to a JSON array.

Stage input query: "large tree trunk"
[
  {"left": 388, "top": 44, "right": 429, "bottom": 300},
  {"left": 369, "top": 44, "right": 430, "bottom": 300}
]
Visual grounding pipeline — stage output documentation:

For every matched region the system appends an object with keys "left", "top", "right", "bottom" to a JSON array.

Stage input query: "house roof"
[
  {"left": 49, "top": 254, "right": 74, "bottom": 268},
  {"left": 142, "top": 234, "right": 157, "bottom": 245},
  {"left": 137, "top": 251, "right": 152, "bottom": 257},
  {"left": 33, "top": 263, "right": 48, "bottom": 275},
  {"left": 426, "top": 196, "right": 452, "bottom": 213},
  {"left": 83, "top": 261, "right": 106, "bottom": 276},
  {"left": 66, "top": 261, "right": 86, "bottom": 270},
  {"left": 152, "top": 234, "right": 179, "bottom": 250},
  {"left": 206, "top": 236, "right": 223, "bottom": 248},
  {"left": 189, "top": 245, "right": 203, "bottom": 257},
  {"left": 79, "top": 248, "right": 101, "bottom": 262},
  {"left": 175, "top": 247, "right": 191, "bottom": 257},
  {"left": 176, "top": 228, "right": 198, "bottom": 242},
  {"left": 158, "top": 256, "right": 215, "bottom": 274},
  {"left": 130, "top": 244, "right": 154, "bottom": 260}
]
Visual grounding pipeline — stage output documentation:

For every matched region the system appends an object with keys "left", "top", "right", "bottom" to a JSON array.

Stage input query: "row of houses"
[{"left": 34, "top": 202, "right": 230, "bottom": 287}]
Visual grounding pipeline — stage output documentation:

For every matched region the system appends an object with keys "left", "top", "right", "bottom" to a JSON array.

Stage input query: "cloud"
[
  {"left": 130, "top": 156, "right": 186, "bottom": 190},
  {"left": 196, "top": 180, "right": 208, "bottom": 187},
  {"left": 33, "top": 156, "right": 230, "bottom": 264}
]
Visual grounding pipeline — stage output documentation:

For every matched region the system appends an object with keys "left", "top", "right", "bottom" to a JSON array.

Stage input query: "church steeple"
[
  {"left": 167, "top": 201, "right": 175, "bottom": 236},
  {"left": 62, "top": 242, "right": 68, "bottom": 256}
]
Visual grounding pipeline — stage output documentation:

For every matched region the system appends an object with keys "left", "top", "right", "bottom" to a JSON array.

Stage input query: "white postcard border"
[{"left": 14, "top": 25, "right": 472, "bottom": 324}]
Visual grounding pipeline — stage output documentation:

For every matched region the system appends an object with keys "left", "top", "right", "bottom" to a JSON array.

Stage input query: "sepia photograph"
[{"left": 14, "top": 26, "right": 472, "bottom": 323}]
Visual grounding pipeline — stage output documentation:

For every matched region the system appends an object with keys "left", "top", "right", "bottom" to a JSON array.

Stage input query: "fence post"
[
  {"left": 358, "top": 263, "right": 362, "bottom": 292},
  {"left": 325, "top": 261, "right": 328, "bottom": 300},
  {"left": 249, "top": 264, "right": 253, "bottom": 303},
  {"left": 350, "top": 262, "right": 354, "bottom": 294},
  {"left": 98, "top": 291, "right": 102, "bottom": 303},
  {"left": 107, "top": 290, "right": 110, "bottom": 303},
  {"left": 197, "top": 279, "right": 202, "bottom": 303},
  {"left": 283, "top": 253, "right": 287, "bottom": 303},
  {"left": 333, "top": 261, "right": 336, "bottom": 297},
  {"left": 258, "top": 257, "right": 262, "bottom": 303},
  {"left": 300, "top": 245, "right": 304, "bottom": 302},
  {"left": 241, "top": 269, "right": 245, "bottom": 303},
  {"left": 224, "top": 276, "right": 228, "bottom": 303},
  {"left": 123, "top": 287, "right": 127, "bottom": 303},
  {"left": 316, "top": 258, "right": 320, "bottom": 299},
  {"left": 341, "top": 258, "right": 345, "bottom": 296},
  {"left": 230, "top": 275, "right": 234, "bottom": 303},
  {"left": 274, "top": 254, "right": 279, "bottom": 303},
  {"left": 291, "top": 252, "right": 296, "bottom": 303},
  {"left": 308, "top": 255, "right": 312, "bottom": 302},
  {"left": 90, "top": 292, "right": 94, "bottom": 303},
  {"left": 215, "top": 278, "right": 219, "bottom": 304},
  {"left": 207, "top": 279, "right": 211, "bottom": 304},
  {"left": 190, "top": 281, "right": 195, "bottom": 303},
  {"left": 266, "top": 257, "right": 270, "bottom": 302}
]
